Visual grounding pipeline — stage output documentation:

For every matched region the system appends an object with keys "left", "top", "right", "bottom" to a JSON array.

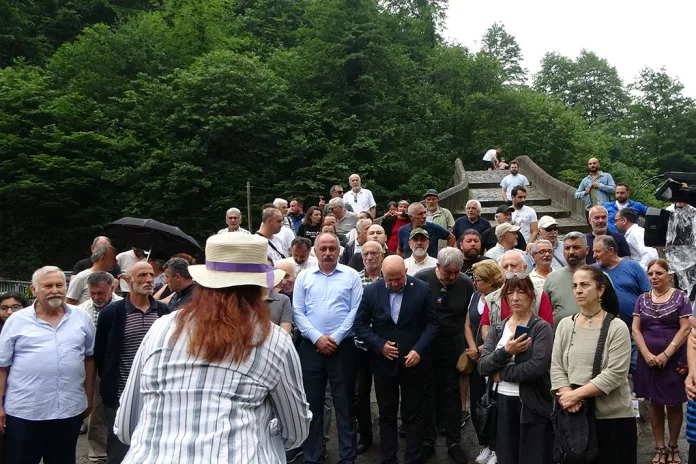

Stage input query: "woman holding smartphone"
[
  {"left": 478, "top": 272, "right": 554, "bottom": 464},
  {"left": 551, "top": 265, "right": 636, "bottom": 464}
]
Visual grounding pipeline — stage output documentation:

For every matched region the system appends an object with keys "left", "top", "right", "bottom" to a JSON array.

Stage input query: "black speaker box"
[{"left": 644, "top": 207, "right": 671, "bottom": 247}]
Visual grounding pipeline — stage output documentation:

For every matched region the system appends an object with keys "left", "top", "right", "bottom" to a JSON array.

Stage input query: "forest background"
[{"left": 1, "top": 0, "right": 695, "bottom": 278}]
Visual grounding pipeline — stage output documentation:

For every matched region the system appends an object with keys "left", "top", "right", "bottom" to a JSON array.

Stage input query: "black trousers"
[
  {"left": 374, "top": 368, "right": 425, "bottom": 464},
  {"left": 5, "top": 414, "right": 83, "bottom": 464},
  {"left": 104, "top": 406, "right": 130, "bottom": 464},
  {"left": 596, "top": 417, "right": 637, "bottom": 464},
  {"left": 299, "top": 338, "right": 358, "bottom": 464},
  {"left": 495, "top": 393, "right": 553, "bottom": 464},
  {"left": 354, "top": 348, "right": 373, "bottom": 441},
  {"left": 689, "top": 444, "right": 696, "bottom": 464},
  {"left": 422, "top": 356, "right": 461, "bottom": 447},
  {"left": 469, "top": 363, "right": 489, "bottom": 447}
]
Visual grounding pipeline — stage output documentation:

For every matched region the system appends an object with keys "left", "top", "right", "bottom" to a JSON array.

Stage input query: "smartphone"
[{"left": 514, "top": 325, "right": 530, "bottom": 339}]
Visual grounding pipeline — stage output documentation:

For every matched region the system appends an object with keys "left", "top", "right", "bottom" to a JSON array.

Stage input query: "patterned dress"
[{"left": 633, "top": 289, "right": 690, "bottom": 406}]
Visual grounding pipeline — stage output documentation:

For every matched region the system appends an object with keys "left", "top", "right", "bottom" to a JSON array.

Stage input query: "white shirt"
[
  {"left": 266, "top": 227, "right": 295, "bottom": 265},
  {"left": 495, "top": 323, "right": 520, "bottom": 396},
  {"left": 277, "top": 256, "right": 319, "bottom": 277},
  {"left": 500, "top": 174, "right": 530, "bottom": 200},
  {"left": 404, "top": 255, "right": 437, "bottom": 276},
  {"left": 485, "top": 244, "right": 525, "bottom": 263},
  {"left": 66, "top": 269, "right": 94, "bottom": 304},
  {"left": 483, "top": 149, "right": 497, "bottom": 162},
  {"left": 343, "top": 188, "right": 376, "bottom": 214},
  {"left": 512, "top": 205, "right": 538, "bottom": 242},
  {"left": 217, "top": 227, "right": 250, "bottom": 235},
  {"left": 530, "top": 269, "right": 551, "bottom": 294},
  {"left": 624, "top": 223, "right": 658, "bottom": 270},
  {"left": 117, "top": 250, "right": 145, "bottom": 292},
  {"left": 114, "top": 315, "right": 311, "bottom": 463}
]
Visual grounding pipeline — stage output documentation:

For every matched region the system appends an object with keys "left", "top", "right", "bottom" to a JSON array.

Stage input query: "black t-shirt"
[
  {"left": 414, "top": 268, "right": 475, "bottom": 356},
  {"left": 72, "top": 257, "right": 122, "bottom": 278},
  {"left": 297, "top": 223, "right": 322, "bottom": 246},
  {"left": 461, "top": 256, "right": 491, "bottom": 280},
  {"left": 480, "top": 227, "right": 527, "bottom": 254}
]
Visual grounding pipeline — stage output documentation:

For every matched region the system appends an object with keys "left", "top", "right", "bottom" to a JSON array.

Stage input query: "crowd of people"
[{"left": 1, "top": 165, "right": 696, "bottom": 464}]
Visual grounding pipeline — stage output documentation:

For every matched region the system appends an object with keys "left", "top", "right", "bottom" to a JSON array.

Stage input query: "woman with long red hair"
[{"left": 114, "top": 233, "right": 311, "bottom": 463}]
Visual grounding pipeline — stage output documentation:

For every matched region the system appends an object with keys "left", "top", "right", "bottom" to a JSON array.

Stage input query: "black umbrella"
[{"left": 107, "top": 217, "right": 203, "bottom": 258}]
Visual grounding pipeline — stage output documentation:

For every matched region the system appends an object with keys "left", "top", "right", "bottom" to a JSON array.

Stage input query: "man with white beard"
[
  {"left": 404, "top": 229, "right": 438, "bottom": 276},
  {"left": 0, "top": 266, "right": 95, "bottom": 462}
]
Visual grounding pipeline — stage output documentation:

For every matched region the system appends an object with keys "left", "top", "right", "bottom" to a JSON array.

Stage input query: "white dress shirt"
[{"left": 624, "top": 223, "right": 658, "bottom": 270}]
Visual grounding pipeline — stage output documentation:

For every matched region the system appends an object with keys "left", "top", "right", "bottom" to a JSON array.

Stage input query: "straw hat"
[{"left": 189, "top": 233, "right": 284, "bottom": 290}]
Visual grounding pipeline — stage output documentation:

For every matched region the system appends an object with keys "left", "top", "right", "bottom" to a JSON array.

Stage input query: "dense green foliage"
[{"left": 0, "top": 0, "right": 694, "bottom": 278}]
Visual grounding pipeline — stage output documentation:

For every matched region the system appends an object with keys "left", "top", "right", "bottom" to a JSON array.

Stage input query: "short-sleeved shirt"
[
  {"left": 398, "top": 222, "right": 450, "bottom": 258},
  {"left": 0, "top": 303, "right": 95, "bottom": 420},
  {"left": 267, "top": 291, "right": 293, "bottom": 326},
  {"left": 599, "top": 259, "right": 652, "bottom": 327},
  {"left": 512, "top": 205, "right": 538, "bottom": 242},
  {"left": 66, "top": 269, "right": 94, "bottom": 304},
  {"left": 343, "top": 189, "right": 376, "bottom": 215},
  {"left": 500, "top": 174, "right": 530, "bottom": 199},
  {"left": 336, "top": 211, "right": 359, "bottom": 236},
  {"left": 119, "top": 299, "right": 161, "bottom": 397},
  {"left": 452, "top": 216, "right": 491, "bottom": 240},
  {"left": 483, "top": 149, "right": 497, "bottom": 162}
]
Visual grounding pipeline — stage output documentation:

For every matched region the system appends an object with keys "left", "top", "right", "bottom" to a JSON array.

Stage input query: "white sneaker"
[
  {"left": 487, "top": 452, "right": 497, "bottom": 464},
  {"left": 476, "top": 447, "right": 492, "bottom": 463}
]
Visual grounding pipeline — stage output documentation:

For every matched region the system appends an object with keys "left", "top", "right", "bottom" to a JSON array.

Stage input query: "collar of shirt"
[
  {"left": 29, "top": 302, "right": 72, "bottom": 326},
  {"left": 125, "top": 295, "right": 159, "bottom": 314},
  {"left": 313, "top": 264, "right": 343, "bottom": 277}
]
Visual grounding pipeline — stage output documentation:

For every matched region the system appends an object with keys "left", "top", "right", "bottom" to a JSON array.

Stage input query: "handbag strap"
[{"left": 591, "top": 313, "right": 615, "bottom": 378}]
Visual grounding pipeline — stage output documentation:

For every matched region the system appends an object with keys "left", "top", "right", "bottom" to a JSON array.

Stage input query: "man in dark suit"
[{"left": 354, "top": 255, "right": 439, "bottom": 464}]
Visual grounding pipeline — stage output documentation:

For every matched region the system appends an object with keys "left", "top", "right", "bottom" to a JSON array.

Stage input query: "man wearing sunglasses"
[
  {"left": 322, "top": 185, "right": 354, "bottom": 215},
  {"left": 524, "top": 216, "right": 566, "bottom": 271}
]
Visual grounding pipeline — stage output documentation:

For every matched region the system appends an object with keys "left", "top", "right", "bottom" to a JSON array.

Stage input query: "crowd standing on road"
[{"left": 2, "top": 164, "right": 696, "bottom": 464}]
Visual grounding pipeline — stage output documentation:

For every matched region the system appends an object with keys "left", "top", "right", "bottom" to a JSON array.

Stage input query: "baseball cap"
[
  {"left": 495, "top": 204, "right": 514, "bottom": 214},
  {"left": 538, "top": 216, "right": 558, "bottom": 230},
  {"left": 424, "top": 189, "right": 439, "bottom": 199},
  {"left": 495, "top": 223, "right": 520, "bottom": 238},
  {"left": 409, "top": 228, "right": 430, "bottom": 240}
]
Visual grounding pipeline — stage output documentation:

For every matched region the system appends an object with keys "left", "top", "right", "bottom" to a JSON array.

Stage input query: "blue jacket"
[
  {"left": 603, "top": 200, "right": 648, "bottom": 233},
  {"left": 288, "top": 213, "right": 305, "bottom": 234},
  {"left": 574, "top": 172, "right": 616, "bottom": 208}
]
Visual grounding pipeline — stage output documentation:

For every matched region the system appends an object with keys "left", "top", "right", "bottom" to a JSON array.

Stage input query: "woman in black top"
[{"left": 297, "top": 206, "right": 323, "bottom": 245}]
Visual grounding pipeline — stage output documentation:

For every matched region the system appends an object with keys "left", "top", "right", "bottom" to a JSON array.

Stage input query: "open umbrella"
[{"left": 107, "top": 217, "right": 203, "bottom": 258}]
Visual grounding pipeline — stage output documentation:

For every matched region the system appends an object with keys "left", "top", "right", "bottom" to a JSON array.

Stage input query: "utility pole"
[{"left": 246, "top": 181, "right": 252, "bottom": 232}]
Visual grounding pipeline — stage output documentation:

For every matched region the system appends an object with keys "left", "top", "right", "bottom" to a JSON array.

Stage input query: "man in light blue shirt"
[
  {"left": 574, "top": 157, "right": 616, "bottom": 210},
  {"left": 293, "top": 233, "right": 363, "bottom": 464},
  {"left": 0, "top": 266, "right": 95, "bottom": 463}
]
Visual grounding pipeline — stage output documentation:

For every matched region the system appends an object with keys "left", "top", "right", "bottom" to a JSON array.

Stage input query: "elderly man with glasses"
[{"left": 525, "top": 215, "right": 566, "bottom": 271}]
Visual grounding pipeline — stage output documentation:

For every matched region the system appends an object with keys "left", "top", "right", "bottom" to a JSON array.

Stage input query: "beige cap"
[
  {"left": 538, "top": 216, "right": 558, "bottom": 229},
  {"left": 495, "top": 223, "right": 520, "bottom": 238}
]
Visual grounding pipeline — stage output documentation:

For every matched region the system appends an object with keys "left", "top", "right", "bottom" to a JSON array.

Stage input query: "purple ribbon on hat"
[{"left": 206, "top": 261, "right": 275, "bottom": 288}]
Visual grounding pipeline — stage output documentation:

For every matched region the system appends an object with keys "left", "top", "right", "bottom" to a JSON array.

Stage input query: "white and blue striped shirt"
[{"left": 115, "top": 313, "right": 311, "bottom": 463}]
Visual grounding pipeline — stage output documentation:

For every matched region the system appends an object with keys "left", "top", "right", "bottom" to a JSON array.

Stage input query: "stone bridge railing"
[
  {"left": 438, "top": 158, "right": 469, "bottom": 212},
  {"left": 514, "top": 155, "right": 587, "bottom": 221}
]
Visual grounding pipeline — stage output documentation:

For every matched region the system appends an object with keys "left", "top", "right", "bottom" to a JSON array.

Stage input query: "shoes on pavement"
[
  {"left": 461, "top": 409, "right": 471, "bottom": 427},
  {"left": 420, "top": 442, "right": 435, "bottom": 461},
  {"left": 79, "top": 421, "right": 88, "bottom": 435},
  {"left": 285, "top": 448, "right": 303, "bottom": 463},
  {"left": 487, "top": 451, "right": 498, "bottom": 464},
  {"left": 356, "top": 437, "right": 373, "bottom": 455},
  {"left": 447, "top": 444, "right": 467, "bottom": 464},
  {"left": 475, "top": 446, "right": 492, "bottom": 463}
]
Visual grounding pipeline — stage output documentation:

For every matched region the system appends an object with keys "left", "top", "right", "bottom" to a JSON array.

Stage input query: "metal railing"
[{"left": 0, "top": 280, "right": 32, "bottom": 295}]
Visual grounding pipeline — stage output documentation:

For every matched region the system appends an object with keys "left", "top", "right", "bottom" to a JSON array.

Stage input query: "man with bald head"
[
  {"left": 574, "top": 157, "right": 616, "bottom": 213},
  {"left": 354, "top": 255, "right": 439, "bottom": 464},
  {"left": 94, "top": 261, "right": 170, "bottom": 462}
]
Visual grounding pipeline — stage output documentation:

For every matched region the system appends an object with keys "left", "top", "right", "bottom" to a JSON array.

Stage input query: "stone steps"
[{"left": 465, "top": 170, "right": 591, "bottom": 234}]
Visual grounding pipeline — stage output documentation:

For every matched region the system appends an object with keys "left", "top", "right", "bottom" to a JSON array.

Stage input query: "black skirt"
[{"left": 596, "top": 417, "right": 637, "bottom": 464}]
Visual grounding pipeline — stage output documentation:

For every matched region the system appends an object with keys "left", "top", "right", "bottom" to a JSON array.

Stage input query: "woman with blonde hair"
[
  {"left": 465, "top": 259, "right": 505, "bottom": 464},
  {"left": 115, "top": 233, "right": 311, "bottom": 463}
]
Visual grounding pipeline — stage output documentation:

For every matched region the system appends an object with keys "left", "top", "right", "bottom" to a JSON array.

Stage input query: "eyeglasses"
[
  {"left": 505, "top": 272, "right": 528, "bottom": 280},
  {"left": 473, "top": 278, "right": 485, "bottom": 284},
  {"left": 0, "top": 304, "right": 22, "bottom": 311},
  {"left": 534, "top": 249, "right": 553, "bottom": 255},
  {"left": 543, "top": 226, "right": 558, "bottom": 232}
]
